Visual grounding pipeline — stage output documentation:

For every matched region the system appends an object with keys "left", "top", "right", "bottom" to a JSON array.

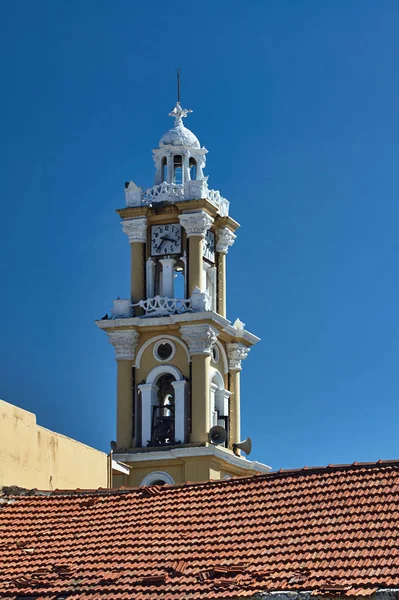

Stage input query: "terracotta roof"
[{"left": 1, "top": 460, "right": 399, "bottom": 599}]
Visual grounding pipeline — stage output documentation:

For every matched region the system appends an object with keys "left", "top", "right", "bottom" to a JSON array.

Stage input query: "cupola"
[{"left": 153, "top": 102, "right": 207, "bottom": 186}]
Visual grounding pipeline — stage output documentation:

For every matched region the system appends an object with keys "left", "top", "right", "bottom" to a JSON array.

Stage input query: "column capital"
[
  {"left": 107, "top": 330, "right": 140, "bottom": 361},
  {"left": 122, "top": 217, "right": 147, "bottom": 243},
  {"left": 226, "top": 342, "right": 250, "bottom": 371},
  {"left": 138, "top": 382, "right": 158, "bottom": 393},
  {"left": 216, "top": 227, "right": 236, "bottom": 254},
  {"left": 179, "top": 210, "right": 214, "bottom": 239},
  {"left": 180, "top": 324, "right": 218, "bottom": 356},
  {"left": 171, "top": 379, "right": 188, "bottom": 391}
]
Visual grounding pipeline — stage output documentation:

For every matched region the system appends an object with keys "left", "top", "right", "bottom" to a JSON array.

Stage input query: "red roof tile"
[{"left": 1, "top": 461, "right": 399, "bottom": 599}]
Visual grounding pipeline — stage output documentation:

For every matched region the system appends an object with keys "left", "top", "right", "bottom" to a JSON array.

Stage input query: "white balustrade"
[
  {"left": 126, "top": 180, "right": 229, "bottom": 216},
  {"left": 134, "top": 295, "right": 192, "bottom": 317}
]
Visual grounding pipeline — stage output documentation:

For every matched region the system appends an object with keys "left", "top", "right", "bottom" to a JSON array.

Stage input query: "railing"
[
  {"left": 142, "top": 182, "right": 185, "bottom": 204},
  {"left": 134, "top": 295, "right": 192, "bottom": 317}
]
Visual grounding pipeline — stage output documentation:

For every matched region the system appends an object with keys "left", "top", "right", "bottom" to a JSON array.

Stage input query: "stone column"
[
  {"left": 166, "top": 153, "right": 173, "bottom": 183},
  {"left": 107, "top": 330, "right": 140, "bottom": 451},
  {"left": 226, "top": 342, "right": 250, "bottom": 452},
  {"left": 159, "top": 258, "right": 176, "bottom": 298},
  {"left": 172, "top": 379, "right": 188, "bottom": 444},
  {"left": 122, "top": 217, "right": 147, "bottom": 307},
  {"left": 146, "top": 258, "right": 156, "bottom": 299},
  {"left": 180, "top": 324, "right": 218, "bottom": 444},
  {"left": 138, "top": 383, "right": 158, "bottom": 447},
  {"left": 179, "top": 211, "right": 214, "bottom": 297},
  {"left": 216, "top": 227, "right": 236, "bottom": 318}
]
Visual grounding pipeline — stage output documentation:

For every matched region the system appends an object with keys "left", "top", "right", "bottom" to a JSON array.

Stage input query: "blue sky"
[{"left": 1, "top": 1, "right": 399, "bottom": 470}]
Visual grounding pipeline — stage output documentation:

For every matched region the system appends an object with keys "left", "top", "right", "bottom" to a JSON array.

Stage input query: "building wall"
[
  {"left": 118, "top": 453, "right": 258, "bottom": 487},
  {"left": 0, "top": 399, "right": 108, "bottom": 490}
]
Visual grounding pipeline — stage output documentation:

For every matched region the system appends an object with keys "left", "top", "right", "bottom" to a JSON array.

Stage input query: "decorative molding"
[
  {"left": 180, "top": 324, "right": 218, "bottom": 356},
  {"left": 122, "top": 217, "right": 147, "bottom": 244},
  {"left": 226, "top": 342, "right": 250, "bottom": 371},
  {"left": 107, "top": 330, "right": 140, "bottom": 361},
  {"left": 191, "top": 286, "right": 212, "bottom": 312},
  {"left": 125, "top": 181, "right": 143, "bottom": 207},
  {"left": 134, "top": 295, "right": 191, "bottom": 317},
  {"left": 216, "top": 227, "right": 236, "bottom": 254},
  {"left": 179, "top": 211, "right": 214, "bottom": 239},
  {"left": 135, "top": 334, "right": 190, "bottom": 368},
  {"left": 140, "top": 471, "right": 176, "bottom": 487},
  {"left": 153, "top": 339, "right": 177, "bottom": 363},
  {"left": 114, "top": 445, "right": 272, "bottom": 473},
  {"left": 145, "top": 364, "right": 183, "bottom": 385},
  {"left": 112, "top": 298, "right": 132, "bottom": 319}
]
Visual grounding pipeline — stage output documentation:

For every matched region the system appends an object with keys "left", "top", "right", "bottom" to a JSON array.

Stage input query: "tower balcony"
[
  {"left": 125, "top": 179, "right": 230, "bottom": 217},
  {"left": 110, "top": 288, "right": 211, "bottom": 320}
]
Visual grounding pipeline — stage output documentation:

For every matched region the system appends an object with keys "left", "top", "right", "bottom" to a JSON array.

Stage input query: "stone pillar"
[
  {"left": 180, "top": 324, "right": 218, "bottom": 444},
  {"left": 179, "top": 211, "right": 214, "bottom": 297},
  {"left": 166, "top": 153, "right": 173, "bottom": 183},
  {"left": 122, "top": 217, "right": 147, "bottom": 306},
  {"left": 146, "top": 258, "right": 156, "bottom": 299},
  {"left": 138, "top": 383, "right": 157, "bottom": 447},
  {"left": 107, "top": 330, "right": 140, "bottom": 451},
  {"left": 216, "top": 227, "right": 236, "bottom": 318},
  {"left": 226, "top": 342, "right": 250, "bottom": 452},
  {"left": 172, "top": 379, "right": 188, "bottom": 444},
  {"left": 159, "top": 258, "right": 176, "bottom": 298}
]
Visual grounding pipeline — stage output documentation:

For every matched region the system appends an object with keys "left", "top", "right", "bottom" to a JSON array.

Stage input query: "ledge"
[
  {"left": 113, "top": 445, "right": 271, "bottom": 473},
  {"left": 95, "top": 311, "right": 260, "bottom": 346}
]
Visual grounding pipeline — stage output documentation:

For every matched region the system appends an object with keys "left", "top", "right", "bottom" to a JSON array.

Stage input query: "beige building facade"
[{"left": 0, "top": 399, "right": 109, "bottom": 490}]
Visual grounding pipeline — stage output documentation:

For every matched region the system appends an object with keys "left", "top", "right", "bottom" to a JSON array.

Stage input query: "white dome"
[{"left": 159, "top": 124, "right": 200, "bottom": 148}]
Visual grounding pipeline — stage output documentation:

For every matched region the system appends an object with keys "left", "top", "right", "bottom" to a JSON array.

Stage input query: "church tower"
[{"left": 96, "top": 98, "right": 270, "bottom": 487}]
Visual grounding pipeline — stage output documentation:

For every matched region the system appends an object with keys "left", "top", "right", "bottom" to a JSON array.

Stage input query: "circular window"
[
  {"left": 212, "top": 344, "right": 220, "bottom": 364},
  {"left": 154, "top": 340, "right": 176, "bottom": 362}
]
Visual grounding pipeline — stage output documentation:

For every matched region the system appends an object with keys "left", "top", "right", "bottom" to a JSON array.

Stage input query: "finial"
[
  {"left": 177, "top": 67, "right": 181, "bottom": 104},
  {"left": 169, "top": 68, "right": 192, "bottom": 126}
]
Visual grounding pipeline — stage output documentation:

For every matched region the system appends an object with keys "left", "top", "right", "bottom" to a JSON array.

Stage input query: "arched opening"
[
  {"left": 140, "top": 365, "right": 187, "bottom": 448},
  {"left": 174, "top": 259, "right": 185, "bottom": 299},
  {"left": 173, "top": 155, "right": 183, "bottom": 184},
  {"left": 140, "top": 471, "right": 176, "bottom": 487},
  {"left": 189, "top": 157, "right": 197, "bottom": 180},
  {"left": 210, "top": 368, "right": 231, "bottom": 447},
  {"left": 150, "top": 373, "right": 176, "bottom": 446},
  {"left": 161, "top": 156, "right": 167, "bottom": 181}
]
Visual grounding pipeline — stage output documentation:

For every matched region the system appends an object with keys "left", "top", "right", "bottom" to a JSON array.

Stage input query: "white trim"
[
  {"left": 211, "top": 344, "right": 220, "bottom": 365},
  {"left": 114, "top": 445, "right": 271, "bottom": 473},
  {"left": 135, "top": 334, "right": 190, "bottom": 368},
  {"left": 140, "top": 471, "right": 175, "bottom": 487},
  {"left": 146, "top": 364, "right": 183, "bottom": 385},
  {"left": 153, "top": 339, "right": 176, "bottom": 363},
  {"left": 214, "top": 340, "right": 228, "bottom": 373},
  {"left": 96, "top": 310, "right": 260, "bottom": 346},
  {"left": 111, "top": 459, "right": 131, "bottom": 475}
]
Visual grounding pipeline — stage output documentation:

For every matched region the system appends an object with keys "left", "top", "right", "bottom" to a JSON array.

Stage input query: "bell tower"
[{"left": 96, "top": 97, "right": 270, "bottom": 487}]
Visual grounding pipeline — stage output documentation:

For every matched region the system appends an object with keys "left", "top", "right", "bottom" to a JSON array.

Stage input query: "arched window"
[
  {"left": 174, "top": 259, "right": 185, "bottom": 299},
  {"left": 189, "top": 157, "right": 197, "bottom": 180},
  {"left": 140, "top": 471, "right": 175, "bottom": 487},
  {"left": 210, "top": 368, "right": 231, "bottom": 447},
  {"left": 150, "top": 374, "right": 175, "bottom": 446},
  {"left": 139, "top": 365, "right": 187, "bottom": 448},
  {"left": 161, "top": 156, "right": 167, "bottom": 182},
  {"left": 173, "top": 155, "right": 183, "bottom": 184}
]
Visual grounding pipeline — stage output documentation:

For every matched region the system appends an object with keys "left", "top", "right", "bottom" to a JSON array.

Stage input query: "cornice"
[
  {"left": 113, "top": 445, "right": 271, "bottom": 473},
  {"left": 95, "top": 311, "right": 260, "bottom": 346}
]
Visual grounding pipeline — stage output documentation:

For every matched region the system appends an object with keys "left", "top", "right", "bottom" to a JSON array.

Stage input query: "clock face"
[
  {"left": 203, "top": 230, "right": 215, "bottom": 263},
  {"left": 151, "top": 223, "right": 182, "bottom": 256}
]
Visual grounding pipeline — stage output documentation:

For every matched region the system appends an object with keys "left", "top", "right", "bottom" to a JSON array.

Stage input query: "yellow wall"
[
  {"left": 0, "top": 399, "right": 108, "bottom": 490},
  {"left": 122, "top": 453, "right": 258, "bottom": 487}
]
